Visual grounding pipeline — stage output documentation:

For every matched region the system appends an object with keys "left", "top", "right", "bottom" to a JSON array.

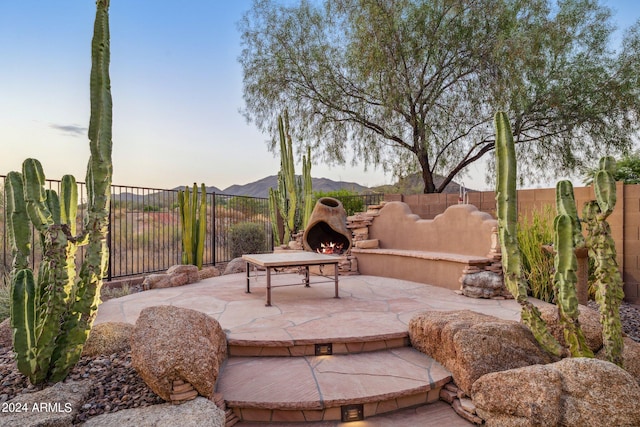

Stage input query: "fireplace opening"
[{"left": 303, "top": 197, "right": 352, "bottom": 254}]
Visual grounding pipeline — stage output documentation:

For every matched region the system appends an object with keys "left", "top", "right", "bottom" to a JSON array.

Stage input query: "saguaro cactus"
[
  {"left": 7, "top": 0, "right": 113, "bottom": 384},
  {"left": 583, "top": 157, "right": 624, "bottom": 366},
  {"left": 178, "top": 183, "right": 207, "bottom": 269}
]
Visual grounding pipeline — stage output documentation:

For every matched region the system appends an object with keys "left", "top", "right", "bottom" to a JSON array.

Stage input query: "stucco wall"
[{"left": 385, "top": 182, "right": 639, "bottom": 303}]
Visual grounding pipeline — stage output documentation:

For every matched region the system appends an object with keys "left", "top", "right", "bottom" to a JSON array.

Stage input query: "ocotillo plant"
[
  {"left": 7, "top": 0, "right": 113, "bottom": 384},
  {"left": 583, "top": 157, "right": 624, "bottom": 366},
  {"left": 494, "top": 111, "right": 566, "bottom": 357},
  {"left": 178, "top": 183, "right": 207, "bottom": 269}
]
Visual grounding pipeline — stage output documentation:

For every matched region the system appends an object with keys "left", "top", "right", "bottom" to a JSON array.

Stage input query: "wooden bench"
[{"left": 351, "top": 202, "right": 499, "bottom": 290}]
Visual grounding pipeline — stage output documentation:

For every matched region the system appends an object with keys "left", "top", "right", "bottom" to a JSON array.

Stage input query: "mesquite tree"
[{"left": 240, "top": 0, "right": 640, "bottom": 193}]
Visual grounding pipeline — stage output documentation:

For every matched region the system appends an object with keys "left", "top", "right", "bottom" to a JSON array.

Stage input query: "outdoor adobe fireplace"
[{"left": 303, "top": 197, "right": 352, "bottom": 254}]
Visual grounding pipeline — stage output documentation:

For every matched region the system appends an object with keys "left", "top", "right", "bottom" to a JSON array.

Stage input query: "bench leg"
[{"left": 305, "top": 266, "right": 310, "bottom": 287}]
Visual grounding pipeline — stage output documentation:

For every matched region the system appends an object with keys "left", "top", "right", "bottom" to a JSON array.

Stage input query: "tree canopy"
[
  {"left": 239, "top": 0, "right": 640, "bottom": 193},
  {"left": 582, "top": 151, "right": 640, "bottom": 184}
]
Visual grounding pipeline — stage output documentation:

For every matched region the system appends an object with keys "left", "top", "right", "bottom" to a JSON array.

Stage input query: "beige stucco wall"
[
  {"left": 385, "top": 181, "right": 640, "bottom": 303},
  {"left": 367, "top": 202, "right": 496, "bottom": 257},
  {"left": 354, "top": 202, "right": 497, "bottom": 290}
]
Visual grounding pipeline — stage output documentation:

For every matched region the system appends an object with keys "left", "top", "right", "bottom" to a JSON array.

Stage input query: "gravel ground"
[
  {"left": 0, "top": 348, "right": 163, "bottom": 424},
  {"left": 0, "top": 302, "right": 638, "bottom": 424}
]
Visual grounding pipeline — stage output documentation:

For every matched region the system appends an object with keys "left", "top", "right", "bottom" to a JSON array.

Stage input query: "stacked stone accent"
[
  {"left": 439, "top": 382, "right": 482, "bottom": 425},
  {"left": 212, "top": 393, "right": 240, "bottom": 427},
  {"left": 341, "top": 203, "right": 386, "bottom": 274},
  {"left": 457, "top": 226, "right": 509, "bottom": 299},
  {"left": 170, "top": 379, "right": 198, "bottom": 404}
]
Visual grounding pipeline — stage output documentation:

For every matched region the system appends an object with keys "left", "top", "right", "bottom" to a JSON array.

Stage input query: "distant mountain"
[
  {"left": 112, "top": 186, "right": 223, "bottom": 205},
  {"left": 222, "top": 175, "right": 370, "bottom": 198},
  {"left": 110, "top": 174, "right": 470, "bottom": 205}
]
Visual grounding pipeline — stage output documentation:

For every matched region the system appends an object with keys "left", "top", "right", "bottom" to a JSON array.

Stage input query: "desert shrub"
[
  {"left": 101, "top": 282, "right": 134, "bottom": 301},
  {"left": 0, "top": 282, "right": 10, "bottom": 322},
  {"left": 229, "top": 222, "right": 267, "bottom": 258},
  {"left": 312, "top": 189, "right": 365, "bottom": 216},
  {"left": 0, "top": 273, "right": 10, "bottom": 322},
  {"left": 517, "top": 207, "right": 555, "bottom": 303}
]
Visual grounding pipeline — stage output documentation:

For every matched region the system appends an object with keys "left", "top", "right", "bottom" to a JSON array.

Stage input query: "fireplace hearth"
[{"left": 303, "top": 197, "right": 352, "bottom": 254}]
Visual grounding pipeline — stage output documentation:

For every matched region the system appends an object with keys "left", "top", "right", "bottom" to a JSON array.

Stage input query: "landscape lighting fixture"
[
  {"left": 315, "top": 343, "right": 333, "bottom": 356},
  {"left": 341, "top": 404, "right": 364, "bottom": 422}
]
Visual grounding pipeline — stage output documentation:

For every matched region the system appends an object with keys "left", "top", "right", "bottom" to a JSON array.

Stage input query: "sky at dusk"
[{"left": 0, "top": 1, "right": 638, "bottom": 192}]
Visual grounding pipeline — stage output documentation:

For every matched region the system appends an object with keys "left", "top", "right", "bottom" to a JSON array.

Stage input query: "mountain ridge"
[
  {"left": 221, "top": 175, "right": 370, "bottom": 198},
  {"left": 111, "top": 173, "right": 470, "bottom": 203}
]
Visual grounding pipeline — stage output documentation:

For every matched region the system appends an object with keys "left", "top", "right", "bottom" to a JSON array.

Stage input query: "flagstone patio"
[{"left": 96, "top": 272, "right": 533, "bottom": 426}]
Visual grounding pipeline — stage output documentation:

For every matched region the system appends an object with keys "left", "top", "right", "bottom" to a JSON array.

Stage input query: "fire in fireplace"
[
  {"left": 303, "top": 197, "right": 352, "bottom": 254},
  {"left": 317, "top": 241, "right": 344, "bottom": 255}
]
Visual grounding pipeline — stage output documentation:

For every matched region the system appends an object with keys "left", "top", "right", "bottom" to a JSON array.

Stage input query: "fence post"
[
  {"left": 212, "top": 192, "right": 216, "bottom": 265},
  {"left": 107, "top": 198, "right": 112, "bottom": 281}
]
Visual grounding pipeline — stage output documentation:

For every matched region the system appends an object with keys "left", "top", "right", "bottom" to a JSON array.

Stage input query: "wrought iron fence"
[{"left": 0, "top": 175, "right": 382, "bottom": 280}]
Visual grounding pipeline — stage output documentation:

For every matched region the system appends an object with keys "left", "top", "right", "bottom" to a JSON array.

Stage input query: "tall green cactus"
[
  {"left": 268, "top": 111, "right": 313, "bottom": 245},
  {"left": 7, "top": 0, "right": 112, "bottom": 384},
  {"left": 495, "top": 112, "right": 624, "bottom": 362},
  {"left": 495, "top": 111, "right": 565, "bottom": 357},
  {"left": 552, "top": 209, "right": 593, "bottom": 358},
  {"left": 302, "top": 146, "right": 313, "bottom": 229},
  {"left": 178, "top": 183, "right": 207, "bottom": 269},
  {"left": 268, "top": 188, "right": 282, "bottom": 247},
  {"left": 279, "top": 111, "right": 297, "bottom": 244},
  {"left": 583, "top": 157, "right": 624, "bottom": 366},
  {"left": 555, "top": 181, "right": 585, "bottom": 249}
]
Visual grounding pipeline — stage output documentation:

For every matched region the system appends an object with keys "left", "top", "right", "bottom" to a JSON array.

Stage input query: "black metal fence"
[{"left": 0, "top": 176, "right": 383, "bottom": 280}]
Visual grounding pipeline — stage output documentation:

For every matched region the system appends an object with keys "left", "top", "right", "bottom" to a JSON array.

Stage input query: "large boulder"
[
  {"left": 409, "top": 310, "right": 557, "bottom": 395},
  {"left": 142, "top": 264, "right": 200, "bottom": 290},
  {"left": 223, "top": 257, "right": 247, "bottom": 275},
  {"left": 82, "top": 322, "right": 134, "bottom": 357},
  {"left": 472, "top": 357, "right": 640, "bottom": 427},
  {"left": 130, "top": 305, "right": 227, "bottom": 401},
  {"left": 83, "top": 396, "right": 225, "bottom": 427},
  {"left": 538, "top": 304, "right": 603, "bottom": 352},
  {"left": 0, "top": 380, "right": 91, "bottom": 427},
  {"left": 597, "top": 337, "right": 640, "bottom": 386},
  {"left": 198, "top": 266, "right": 221, "bottom": 280}
]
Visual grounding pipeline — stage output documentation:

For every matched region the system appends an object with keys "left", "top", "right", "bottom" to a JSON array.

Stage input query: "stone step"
[
  {"left": 232, "top": 401, "right": 474, "bottom": 426},
  {"left": 228, "top": 333, "right": 410, "bottom": 357},
  {"left": 216, "top": 347, "right": 452, "bottom": 423}
]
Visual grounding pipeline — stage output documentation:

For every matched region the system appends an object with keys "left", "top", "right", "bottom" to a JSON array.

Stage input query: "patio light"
[
  {"left": 341, "top": 404, "right": 364, "bottom": 422},
  {"left": 315, "top": 343, "right": 333, "bottom": 356}
]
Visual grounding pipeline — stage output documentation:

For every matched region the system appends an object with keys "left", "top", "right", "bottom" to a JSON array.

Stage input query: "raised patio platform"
[{"left": 96, "top": 273, "right": 528, "bottom": 425}]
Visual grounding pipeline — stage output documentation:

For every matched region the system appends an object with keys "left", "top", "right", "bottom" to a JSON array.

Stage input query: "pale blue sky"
[{"left": 0, "top": 1, "right": 638, "bottom": 191}]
